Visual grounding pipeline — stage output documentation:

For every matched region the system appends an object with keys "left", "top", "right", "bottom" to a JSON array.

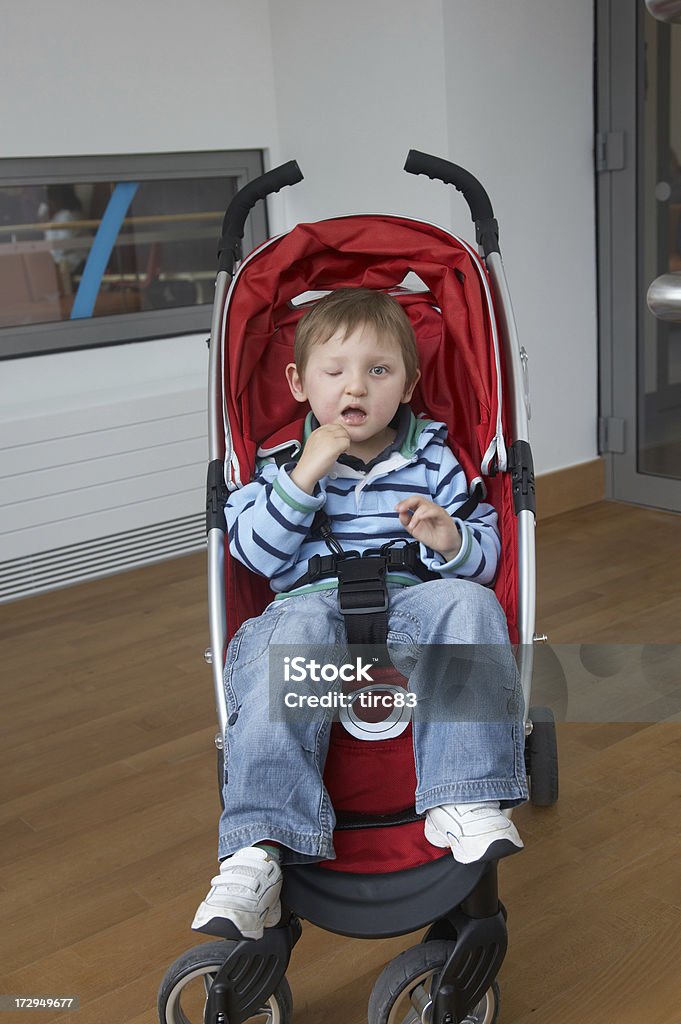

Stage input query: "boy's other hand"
[
  {"left": 290, "top": 424, "right": 352, "bottom": 494},
  {"left": 395, "top": 496, "right": 462, "bottom": 562}
]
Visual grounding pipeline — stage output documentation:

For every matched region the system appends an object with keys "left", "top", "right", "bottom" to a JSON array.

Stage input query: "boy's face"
[{"left": 286, "top": 323, "right": 419, "bottom": 448}]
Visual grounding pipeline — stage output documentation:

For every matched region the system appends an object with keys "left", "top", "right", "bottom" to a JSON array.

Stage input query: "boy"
[{"left": 193, "top": 288, "right": 527, "bottom": 940}]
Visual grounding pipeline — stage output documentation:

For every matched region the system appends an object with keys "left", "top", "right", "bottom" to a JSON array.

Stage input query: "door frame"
[{"left": 597, "top": 0, "right": 681, "bottom": 511}]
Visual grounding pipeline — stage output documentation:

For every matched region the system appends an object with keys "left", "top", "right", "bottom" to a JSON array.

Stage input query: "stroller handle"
[
  {"left": 218, "top": 159, "right": 304, "bottom": 273},
  {"left": 404, "top": 150, "right": 500, "bottom": 256}
]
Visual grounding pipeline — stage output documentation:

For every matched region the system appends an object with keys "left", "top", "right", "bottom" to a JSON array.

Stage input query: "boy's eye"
[
  {"left": 326, "top": 371, "right": 342, "bottom": 376},
  {"left": 370, "top": 366, "right": 388, "bottom": 376}
]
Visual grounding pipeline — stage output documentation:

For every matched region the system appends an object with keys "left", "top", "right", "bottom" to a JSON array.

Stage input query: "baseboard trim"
[{"left": 535, "top": 457, "right": 605, "bottom": 521}]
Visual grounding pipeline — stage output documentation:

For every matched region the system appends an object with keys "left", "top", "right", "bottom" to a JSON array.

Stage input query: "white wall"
[
  {"left": 268, "top": 0, "right": 451, "bottom": 229},
  {"left": 1, "top": 0, "right": 598, "bottom": 580},
  {"left": 269, "top": 0, "right": 598, "bottom": 475},
  {"left": 442, "top": 1, "right": 598, "bottom": 473},
  {"left": 2, "top": 0, "right": 280, "bottom": 158}
]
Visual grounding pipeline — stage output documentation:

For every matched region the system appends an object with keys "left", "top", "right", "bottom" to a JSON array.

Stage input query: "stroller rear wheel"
[
  {"left": 368, "top": 940, "right": 499, "bottom": 1024},
  {"left": 158, "top": 940, "right": 293, "bottom": 1024},
  {"left": 526, "top": 705, "right": 559, "bottom": 806}
]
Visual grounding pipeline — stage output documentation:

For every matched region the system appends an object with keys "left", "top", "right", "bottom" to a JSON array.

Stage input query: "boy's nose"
[{"left": 345, "top": 376, "right": 367, "bottom": 396}]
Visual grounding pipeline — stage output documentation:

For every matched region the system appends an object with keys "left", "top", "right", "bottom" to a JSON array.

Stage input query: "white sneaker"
[
  {"left": 424, "top": 802, "right": 523, "bottom": 864},
  {"left": 191, "top": 847, "right": 282, "bottom": 940}
]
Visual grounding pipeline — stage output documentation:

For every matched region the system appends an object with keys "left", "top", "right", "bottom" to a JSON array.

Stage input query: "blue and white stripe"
[{"left": 226, "top": 413, "right": 500, "bottom": 596}]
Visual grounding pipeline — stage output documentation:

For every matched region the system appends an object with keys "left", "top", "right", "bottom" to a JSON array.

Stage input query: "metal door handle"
[
  {"left": 647, "top": 272, "right": 681, "bottom": 321},
  {"left": 645, "top": 0, "right": 681, "bottom": 23}
]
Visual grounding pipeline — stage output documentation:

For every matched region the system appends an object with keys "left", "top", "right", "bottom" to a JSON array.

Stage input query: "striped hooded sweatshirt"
[{"left": 226, "top": 404, "right": 500, "bottom": 599}]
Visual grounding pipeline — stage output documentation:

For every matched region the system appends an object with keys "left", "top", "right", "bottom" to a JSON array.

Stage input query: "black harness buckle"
[
  {"left": 336, "top": 554, "right": 389, "bottom": 616},
  {"left": 305, "top": 553, "right": 322, "bottom": 580}
]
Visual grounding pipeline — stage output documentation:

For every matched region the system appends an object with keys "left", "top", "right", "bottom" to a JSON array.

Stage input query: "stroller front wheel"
[
  {"left": 158, "top": 940, "right": 293, "bottom": 1024},
  {"left": 368, "top": 940, "right": 499, "bottom": 1024}
]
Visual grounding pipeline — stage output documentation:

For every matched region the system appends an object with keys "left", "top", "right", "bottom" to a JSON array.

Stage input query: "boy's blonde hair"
[{"left": 294, "top": 288, "right": 420, "bottom": 387}]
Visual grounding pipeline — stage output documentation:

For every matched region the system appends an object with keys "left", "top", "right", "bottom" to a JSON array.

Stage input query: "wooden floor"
[{"left": 1, "top": 500, "right": 681, "bottom": 1024}]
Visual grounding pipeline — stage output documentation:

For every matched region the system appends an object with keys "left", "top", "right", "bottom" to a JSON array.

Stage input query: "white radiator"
[
  {"left": 0, "top": 512, "right": 205, "bottom": 601},
  {"left": 0, "top": 385, "right": 208, "bottom": 602}
]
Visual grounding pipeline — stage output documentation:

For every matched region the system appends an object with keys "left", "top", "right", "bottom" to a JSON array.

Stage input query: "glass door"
[
  {"left": 598, "top": 0, "right": 681, "bottom": 509},
  {"left": 639, "top": 10, "right": 681, "bottom": 478}
]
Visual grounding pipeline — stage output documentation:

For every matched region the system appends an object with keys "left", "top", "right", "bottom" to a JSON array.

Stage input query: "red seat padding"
[
  {"left": 220, "top": 216, "right": 519, "bottom": 874},
  {"left": 321, "top": 722, "right": 449, "bottom": 873}
]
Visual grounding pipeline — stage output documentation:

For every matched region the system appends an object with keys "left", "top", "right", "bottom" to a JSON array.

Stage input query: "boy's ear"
[
  {"left": 286, "top": 363, "right": 307, "bottom": 403},
  {"left": 402, "top": 369, "right": 421, "bottom": 403}
]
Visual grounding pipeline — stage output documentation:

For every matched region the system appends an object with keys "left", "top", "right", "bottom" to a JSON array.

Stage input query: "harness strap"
[
  {"left": 286, "top": 543, "right": 438, "bottom": 653},
  {"left": 335, "top": 806, "right": 423, "bottom": 830},
  {"left": 335, "top": 554, "right": 390, "bottom": 652},
  {"left": 271, "top": 450, "right": 486, "bottom": 650},
  {"left": 288, "top": 541, "right": 438, "bottom": 591}
]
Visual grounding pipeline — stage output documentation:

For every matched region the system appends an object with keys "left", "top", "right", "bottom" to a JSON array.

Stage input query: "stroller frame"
[
  {"left": 160, "top": 152, "right": 553, "bottom": 1024},
  {"left": 207, "top": 155, "right": 537, "bottom": 735}
]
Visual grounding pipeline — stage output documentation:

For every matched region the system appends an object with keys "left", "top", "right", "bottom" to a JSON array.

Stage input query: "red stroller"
[{"left": 158, "top": 152, "right": 558, "bottom": 1024}]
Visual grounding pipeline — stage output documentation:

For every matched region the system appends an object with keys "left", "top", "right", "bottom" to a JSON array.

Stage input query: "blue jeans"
[{"left": 218, "top": 579, "right": 528, "bottom": 864}]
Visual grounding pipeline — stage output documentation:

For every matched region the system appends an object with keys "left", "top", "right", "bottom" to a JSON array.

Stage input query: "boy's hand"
[
  {"left": 289, "top": 424, "right": 352, "bottom": 494},
  {"left": 395, "top": 496, "right": 462, "bottom": 562}
]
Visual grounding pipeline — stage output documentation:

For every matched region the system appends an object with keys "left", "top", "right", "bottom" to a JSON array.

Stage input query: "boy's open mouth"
[{"left": 341, "top": 405, "right": 368, "bottom": 425}]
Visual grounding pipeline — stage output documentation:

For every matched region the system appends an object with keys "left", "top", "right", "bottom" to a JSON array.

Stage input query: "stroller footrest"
[
  {"left": 432, "top": 903, "right": 508, "bottom": 1022},
  {"left": 205, "top": 918, "right": 301, "bottom": 1024}
]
